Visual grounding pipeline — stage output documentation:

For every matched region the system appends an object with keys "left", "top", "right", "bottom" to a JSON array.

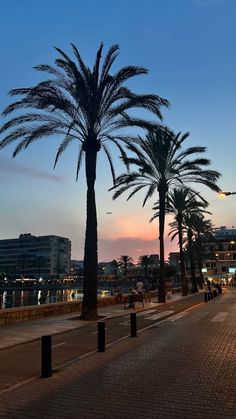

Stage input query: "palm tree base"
[
  {"left": 158, "top": 297, "right": 166, "bottom": 303},
  {"left": 158, "top": 290, "right": 166, "bottom": 303},
  {"left": 80, "top": 312, "right": 98, "bottom": 321}
]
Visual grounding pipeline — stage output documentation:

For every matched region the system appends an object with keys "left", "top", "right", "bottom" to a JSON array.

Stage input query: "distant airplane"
[{"left": 106, "top": 212, "right": 112, "bottom": 214}]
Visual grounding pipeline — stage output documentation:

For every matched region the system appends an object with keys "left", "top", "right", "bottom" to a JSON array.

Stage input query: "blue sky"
[{"left": 0, "top": 0, "right": 235, "bottom": 261}]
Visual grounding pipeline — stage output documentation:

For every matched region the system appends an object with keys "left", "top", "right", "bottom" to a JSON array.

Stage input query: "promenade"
[{"left": 0, "top": 288, "right": 236, "bottom": 418}]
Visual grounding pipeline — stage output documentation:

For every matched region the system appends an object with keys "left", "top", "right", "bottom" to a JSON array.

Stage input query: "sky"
[{"left": 0, "top": 0, "right": 236, "bottom": 262}]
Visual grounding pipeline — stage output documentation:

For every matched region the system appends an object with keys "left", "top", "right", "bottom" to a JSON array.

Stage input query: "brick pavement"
[{"left": 0, "top": 289, "right": 236, "bottom": 418}]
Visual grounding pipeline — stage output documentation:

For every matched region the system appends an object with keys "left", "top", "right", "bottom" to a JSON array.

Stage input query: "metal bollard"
[
  {"left": 204, "top": 292, "right": 208, "bottom": 303},
  {"left": 130, "top": 312, "right": 137, "bottom": 337},
  {"left": 210, "top": 291, "right": 213, "bottom": 300},
  {"left": 41, "top": 335, "right": 52, "bottom": 378},
  {"left": 98, "top": 321, "right": 105, "bottom": 352},
  {"left": 207, "top": 291, "right": 211, "bottom": 301}
]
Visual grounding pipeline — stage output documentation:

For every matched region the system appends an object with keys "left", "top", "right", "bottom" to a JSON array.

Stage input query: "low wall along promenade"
[{"left": 0, "top": 290, "right": 161, "bottom": 326}]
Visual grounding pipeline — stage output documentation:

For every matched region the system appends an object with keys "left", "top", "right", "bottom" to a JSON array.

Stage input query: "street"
[{"left": 0, "top": 290, "right": 236, "bottom": 417}]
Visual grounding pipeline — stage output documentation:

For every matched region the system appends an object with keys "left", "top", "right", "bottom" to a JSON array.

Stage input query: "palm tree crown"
[
  {"left": 167, "top": 188, "right": 211, "bottom": 295},
  {"left": 138, "top": 255, "right": 150, "bottom": 278},
  {"left": 0, "top": 43, "right": 169, "bottom": 175},
  {"left": 118, "top": 255, "right": 133, "bottom": 277}
]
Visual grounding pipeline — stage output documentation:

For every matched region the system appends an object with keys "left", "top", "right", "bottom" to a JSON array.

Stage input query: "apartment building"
[
  {"left": 0, "top": 233, "right": 71, "bottom": 279},
  {"left": 202, "top": 226, "right": 236, "bottom": 283}
]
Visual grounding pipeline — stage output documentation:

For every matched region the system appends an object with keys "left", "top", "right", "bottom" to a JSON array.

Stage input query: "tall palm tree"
[
  {"left": 111, "top": 127, "right": 221, "bottom": 302},
  {"left": 166, "top": 187, "right": 210, "bottom": 296},
  {"left": 0, "top": 43, "right": 169, "bottom": 320},
  {"left": 118, "top": 255, "right": 133, "bottom": 277},
  {"left": 138, "top": 255, "right": 150, "bottom": 279}
]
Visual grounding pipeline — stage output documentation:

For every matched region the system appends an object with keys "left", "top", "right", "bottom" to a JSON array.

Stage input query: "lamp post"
[{"left": 219, "top": 191, "right": 236, "bottom": 198}]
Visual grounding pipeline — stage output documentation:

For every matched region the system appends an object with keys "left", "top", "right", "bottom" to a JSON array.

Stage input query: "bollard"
[
  {"left": 213, "top": 289, "right": 217, "bottom": 298},
  {"left": 204, "top": 292, "right": 208, "bottom": 303},
  {"left": 207, "top": 291, "right": 211, "bottom": 301},
  {"left": 41, "top": 335, "right": 52, "bottom": 378},
  {"left": 210, "top": 291, "right": 213, "bottom": 300},
  {"left": 98, "top": 321, "right": 105, "bottom": 352},
  {"left": 130, "top": 312, "right": 137, "bottom": 337}
]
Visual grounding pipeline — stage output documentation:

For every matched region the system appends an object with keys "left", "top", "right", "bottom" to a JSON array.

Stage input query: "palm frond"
[
  {"left": 76, "top": 146, "right": 83, "bottom": 181},
  {"left": 102, "top": 143, "right": 116, "bottom": 185}
]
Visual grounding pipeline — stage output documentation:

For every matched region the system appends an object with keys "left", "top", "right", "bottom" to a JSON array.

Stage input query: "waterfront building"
[
  {"left": 202, "top": 226, "right": 236, "bottom": 284},
  {"left": 0, "top": 233, "right": 71, "bottom": 280}
]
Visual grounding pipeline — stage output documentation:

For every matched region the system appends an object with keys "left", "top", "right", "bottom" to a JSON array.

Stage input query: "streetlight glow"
[{"left": 218, "top": 191, "right": 236, "bottom": 198}]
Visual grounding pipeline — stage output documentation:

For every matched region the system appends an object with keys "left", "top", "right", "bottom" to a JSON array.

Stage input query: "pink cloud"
[{"left": 98, "top": 235, "right": 178, "bottom": 263}]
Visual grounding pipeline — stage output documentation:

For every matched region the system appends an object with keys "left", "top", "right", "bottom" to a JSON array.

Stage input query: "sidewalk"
[
  {"left": 0, "top": 289, "right": 235, "bottom": 418},
  {"left": 0, "top": 292, "right": 184, "bottom": 350}
]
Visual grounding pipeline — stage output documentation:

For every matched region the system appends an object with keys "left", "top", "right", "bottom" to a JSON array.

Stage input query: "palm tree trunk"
[
  {"left": 158, "top": 186, "right": 167, "bottom": 303},
  {"left": 188, "top": 233, "right": 198, "bottom": 293},
  {"left": 177, "top": 218, "right": 187, "bottom": 296},
  {"left": 81, "top": 150, "right": 98, "bottom": 320},
  {"left": 124, "top": 262, "right": 127, "bottom": 277},
  {"left": 144, "top": 263, "right": 148, "bottom": 279},
  {"left": 197, "top": 237, "right": 204, "bottom": 289}
]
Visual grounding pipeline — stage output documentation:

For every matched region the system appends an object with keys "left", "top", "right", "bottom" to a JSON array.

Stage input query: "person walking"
[
  {"left": 143, "top": 279, "right": 151, "bottom": 302},
  {"left": 166, "top": 281, "right": 172, "bottom": 300}
]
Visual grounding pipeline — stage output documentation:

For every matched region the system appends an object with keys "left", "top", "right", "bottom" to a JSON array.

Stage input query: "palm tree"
[
  {"left": 138, "top": 255, "right": 150, "bottom": 279},
  {"left": 183, "top": 212, "right": 202, "bottom": 293},
  {"left": 118, "top": 255, "right": 133, "bottom": 277},
  {"left": 111, "top": 127, "right": 221, "bottom": 303},
  {"left": 0, "top": 44, "right": 169, "bottom": 320},
  {"left": 189, "top": 215, "right": 214, "bottom": 289},
  {"left": 110, "top": 259, "right": 119, "bottom": 279},
  {"left": 166, "top": 187, "right": 210, "bottom": 296}
]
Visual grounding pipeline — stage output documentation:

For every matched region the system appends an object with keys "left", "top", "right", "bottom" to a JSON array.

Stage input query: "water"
[
  {"left": 0, "top": 288, "right": 83, "bottom": 309},
  {"left": 0, "top": 280, "right": 154, "bottom": 309}
]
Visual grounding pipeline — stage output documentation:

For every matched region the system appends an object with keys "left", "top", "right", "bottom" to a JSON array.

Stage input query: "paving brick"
[{"left": 1, "top": 290, "right": 236, "bottom": 418}]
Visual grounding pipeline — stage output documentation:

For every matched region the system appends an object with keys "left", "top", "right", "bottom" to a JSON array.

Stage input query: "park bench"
[{"left": 123, "top": 292, "right": 145, "bottom": 309}]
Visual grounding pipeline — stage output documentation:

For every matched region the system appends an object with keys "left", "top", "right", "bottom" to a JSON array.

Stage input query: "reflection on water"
[{"left": 0, "top": 289, "right": 83, "bottom": 309}]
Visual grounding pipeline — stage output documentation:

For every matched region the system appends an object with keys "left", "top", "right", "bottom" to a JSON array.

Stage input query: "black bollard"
[
  {"left": 98, "top": 321, "right": 105, "bottom": 352},
  {"left": 41, "top": 335, "right": 52, "bottom": 378},
  {"left": 207, "top": 291, "right": 211, "bottom": 301},
  {"left": 204, "top": 292, "right": 208, "bottom": 303},
  {"left": 210, "top": 291, "right": 213, "bottom": 300},
  {"left": 130, "top": 312, "right": 137, "bottom": 337}
]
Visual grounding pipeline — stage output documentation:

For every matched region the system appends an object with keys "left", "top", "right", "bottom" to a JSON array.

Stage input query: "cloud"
[
  {"left": 0, "top": 156, "right": 63, "bottom": 183},
  {"left": 98, "top": 236, "right": 177, "bottom": 262}
]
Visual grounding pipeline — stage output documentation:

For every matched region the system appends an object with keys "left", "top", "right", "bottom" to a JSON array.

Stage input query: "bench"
[{"left": 123, "top": 293, "right": 144, "bottom": 309}]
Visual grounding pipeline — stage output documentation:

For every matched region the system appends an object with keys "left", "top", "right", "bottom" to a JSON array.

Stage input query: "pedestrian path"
[{"left": 0, "top": 293, "right": 183, "bottom": 350}]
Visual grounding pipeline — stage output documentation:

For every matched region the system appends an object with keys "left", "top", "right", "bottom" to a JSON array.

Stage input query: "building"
[
  {"left": 0, "top": 233, "right": 71, "bottom": 280},
  {"left": 202, "top": 226, "right": 236, "bottom": 284},
  {"left": 168, "top": 252, "right": 181, "bottom": 266},
  {"left": 149, "top": 254, "right": 159, "bottom": 268}
]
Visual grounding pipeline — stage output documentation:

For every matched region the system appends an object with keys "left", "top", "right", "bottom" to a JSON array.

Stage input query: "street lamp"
[{"left": 218, "top": 191, "right": 236, "bottom": 198}]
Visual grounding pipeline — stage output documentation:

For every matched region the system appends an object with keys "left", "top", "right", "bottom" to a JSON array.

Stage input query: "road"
[{"left": 0, "top": 292, "right": 204, "bottom": 392}]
